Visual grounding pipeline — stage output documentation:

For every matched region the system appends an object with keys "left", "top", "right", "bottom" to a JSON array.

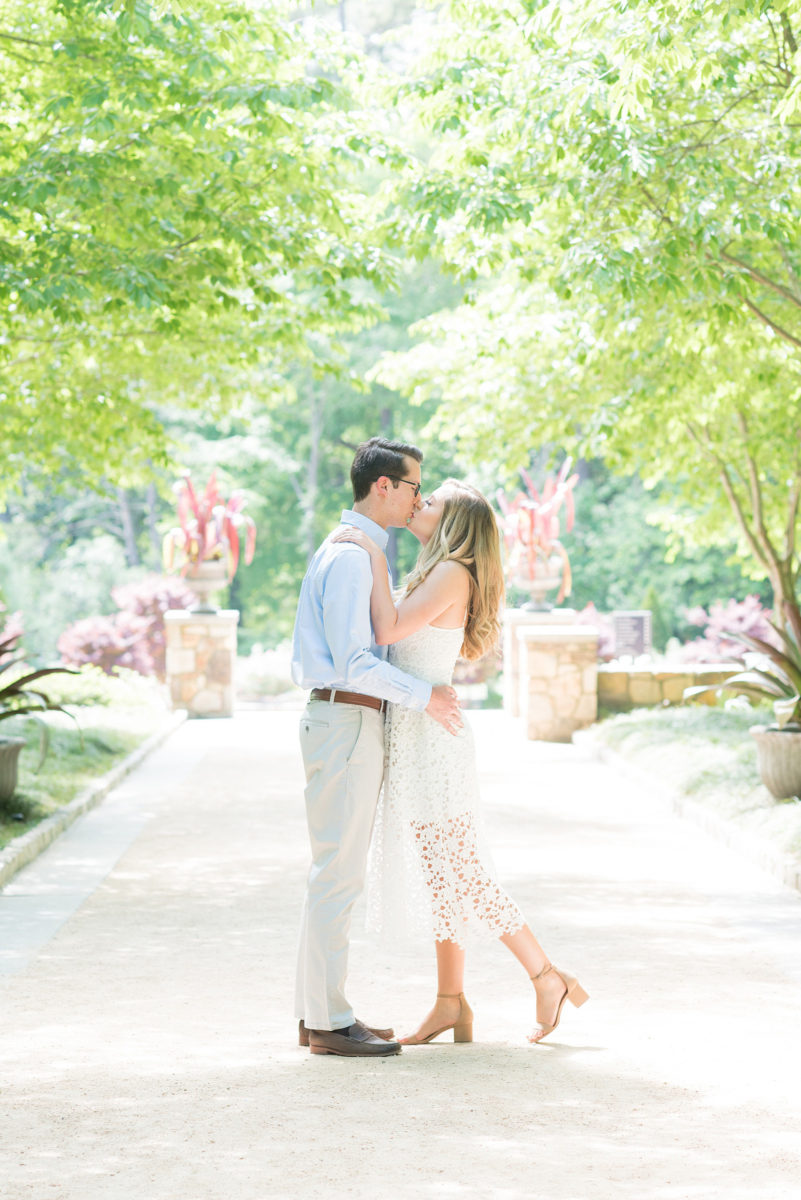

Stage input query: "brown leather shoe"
[
  {"left": 298, "top": 1019, "right": 395, "bottom": 1048},
  {"left": 307, "top": 1020, "right": 401, "bottom": 1057}
]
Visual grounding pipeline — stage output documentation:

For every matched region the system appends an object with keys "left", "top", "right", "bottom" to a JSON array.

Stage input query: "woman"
[{"left": 332, "top": 479, "right": 588, "bottom": 1045}]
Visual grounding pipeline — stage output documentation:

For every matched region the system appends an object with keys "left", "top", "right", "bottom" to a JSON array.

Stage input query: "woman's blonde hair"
[{"left": 403, "top": 479, "right": 504, "bottom": 661}]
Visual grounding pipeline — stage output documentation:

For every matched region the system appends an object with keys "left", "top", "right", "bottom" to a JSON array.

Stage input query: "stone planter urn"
[
  {"left": 0, "top": 735, "right": 26, "bottom": 805},
  {"left": 750, "top": 725, "right": 801, "bottom": 800},
  {"left": 512, "top": 550, "right": 567, "bottom": 612},
  {"left": 185, "top": 559, "right": 228, "bottom": 613}
]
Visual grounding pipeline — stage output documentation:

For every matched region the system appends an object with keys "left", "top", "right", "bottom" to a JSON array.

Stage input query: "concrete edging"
[
  {"left": 574, "top": 728, "right": 801, "bottom": 896},
  {"left": 0, "top": 710, "right": 187, "bottom": 892}
]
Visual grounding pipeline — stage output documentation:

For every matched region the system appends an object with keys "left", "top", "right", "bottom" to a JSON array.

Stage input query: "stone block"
[
  {"left": 207, "top": 649, "right": 232, "bottom": 685},
  {"left": 525, "top": 650, "right": 558, "bottom": 678},
  {"left": 554, "top": 673, "right": 582, "bottom": 701},
  {"left": 629, "top": 677, "right": 663, "bottom": 705},
  {"left": 598, "top": 671, "right": 629, "bottom": 698},
  {"left": 576, "top": 694, "right": 598, "bottom": 723},
  {"left": 191, "top": 687, "right": 225, "bottom": 715},
  {"left": 525, "top": 693, "right": 554, "bottom": 722},
  {"left": 555, "top": 691, "right": 579, "bottom": 718},
  {"left": 661, "top": 676, "right": 691, "bottom": 703},
  {"left": 166, "top": 647, "right": 195, "bottom": 675},
  {"left": 582, "top": 665, "right": 598, "bottom": 693}
]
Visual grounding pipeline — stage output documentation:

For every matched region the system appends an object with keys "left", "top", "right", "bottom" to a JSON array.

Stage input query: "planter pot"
[
  {"left": 512, "top": 552, "right": 566, "bottom": 612},
  {"left": 186, "top": 560, "right": 228, "bottom": 613},
  {"left": 750, "top": 724, "right": 801, "bottom": 801},
  {"left": 0, "top": 736, "right": 26, "bottom": 805}
]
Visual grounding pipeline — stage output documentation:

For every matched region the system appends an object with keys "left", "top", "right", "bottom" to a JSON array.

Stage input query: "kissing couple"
[{"left": 291, "top": 437, "right": 588, "bottom": 1056}]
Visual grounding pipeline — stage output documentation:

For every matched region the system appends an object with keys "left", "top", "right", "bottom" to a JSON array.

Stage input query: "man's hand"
[{"left": 426, "top": 684, "right": 463, "bottom": 735}]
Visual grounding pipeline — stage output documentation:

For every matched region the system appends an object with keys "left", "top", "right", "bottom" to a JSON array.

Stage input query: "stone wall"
[
  {"left": 598, "top": 663, "right": 740, "bottom": 710},
  {"left": 164, "top": 609, "right": 239, "bottom": 717},
  {"left": 502, "top": 608, "right": 743, "bottom": 739},
  {"left": 517, "top": 625, "right": 599, "bottom": 742},
  {"left": 503, "top": 608, "right": 576, "bottom": 719}
]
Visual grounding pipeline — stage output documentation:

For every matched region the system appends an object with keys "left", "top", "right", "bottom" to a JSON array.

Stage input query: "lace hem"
[{"left": 368, "top": 804, "right": 524, "bottom": 949}]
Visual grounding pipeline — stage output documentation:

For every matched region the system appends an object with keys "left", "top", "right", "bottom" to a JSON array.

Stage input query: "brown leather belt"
[{"left": 309, "top": 687, "right": 386, "bottom": 713}]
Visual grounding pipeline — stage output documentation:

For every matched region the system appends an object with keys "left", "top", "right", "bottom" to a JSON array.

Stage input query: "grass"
[
  {"left": 593, "top": 703, "right": 801, "bottom": 869},
  {"left": 0, "top": 669, "right": 170, "bottom": 850}
]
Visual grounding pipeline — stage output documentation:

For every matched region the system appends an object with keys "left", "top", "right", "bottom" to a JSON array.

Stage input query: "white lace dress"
[{"left": 367, "top": 623, "right": 525, "bottom": 948}]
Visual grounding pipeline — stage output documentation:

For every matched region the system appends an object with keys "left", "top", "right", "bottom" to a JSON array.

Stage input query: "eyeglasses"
[{"left": 387, "top": 475, "right": 421, "bottom": 498}]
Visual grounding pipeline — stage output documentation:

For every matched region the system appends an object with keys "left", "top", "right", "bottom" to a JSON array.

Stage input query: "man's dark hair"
[{"left": 350, "top": 437, "right": 423, "bottom": 502}]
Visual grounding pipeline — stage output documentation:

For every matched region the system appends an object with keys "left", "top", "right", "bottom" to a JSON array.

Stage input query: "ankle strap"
[
  {"left": 436, "top": 991, "right": 464, "bottom": 998},
  {"left": 530, "top": 963, "right": 553, "bottom": 982}
]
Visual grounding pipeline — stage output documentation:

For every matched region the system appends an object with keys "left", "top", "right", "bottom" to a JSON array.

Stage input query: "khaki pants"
[{"left": 294, "top": 698, "right": 385, "bottom": 1030}]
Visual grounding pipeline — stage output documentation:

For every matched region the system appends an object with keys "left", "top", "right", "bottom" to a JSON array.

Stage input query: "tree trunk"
[
  {"left": 379, "top": 405, "right": 399, "bottom": 578},
  {"left": 145, "top": 482, "right": 162, "bottom": 570},
  {"left": 116, "top": 487, "right": 140, "bottom": 567},
  {"left": 687, "top": 420, "right": 800, "bottom": 639},
  {"left": 767, "top": 559, "right": 801, "bottom": 645},
  {"left": 302, "top": 395, "right": 323, "bottom": 565}
]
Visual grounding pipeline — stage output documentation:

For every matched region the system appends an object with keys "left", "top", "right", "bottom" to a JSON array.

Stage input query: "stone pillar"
[
  {"left": 518, "top": 625, "right": 599, "bottom": 742},
  {"left": 503, "top": 608, "right": 576, "bottom": 717},
  {"left": 164, "top": 609, "right": 239, "bottom": 718}
]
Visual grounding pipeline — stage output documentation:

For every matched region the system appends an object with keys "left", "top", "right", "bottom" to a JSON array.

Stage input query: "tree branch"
[
  {"left": 780, "top": 11, "right": 798, "bottom": 60},
  {"left": 685, "top": 421, "right": 769, "bottom": 572},
  {"left": 720, "top": 250, "right": 801, "bottom": 310},
  {"left": 741, "top": 296, "right": 801, "bottom": 349},
  {"left": 786, "top": 427, "right": 801, "bottom": 561},
  {"left": 785, "top": 478, "right": 801, "bottom": 562},
  {"left": 0, "top": 44, "right": 48, "bottom": 65},
  {"left": 736, "top": 408, "right": 778, "bottom": 569},
  {"left": 670, "top": 89, "right": 760, "bottom": 167},
  {"left": 778, "top": 242, "right": 801, "bottom": 299},
  {"left": 0, "top": 31, "right": 50, "bottom": 47}
]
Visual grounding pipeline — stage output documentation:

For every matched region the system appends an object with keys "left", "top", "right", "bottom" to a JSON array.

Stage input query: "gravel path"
[{"left": 1, "top": 708, "right": 800, "bottom": 1200}]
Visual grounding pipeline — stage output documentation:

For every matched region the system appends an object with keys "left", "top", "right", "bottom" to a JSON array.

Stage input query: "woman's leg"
[
  {"left": 400, "top": 939, "right": 472, "bottom": 1044},
  {"left": 501, "top": 923, "right": 584, "bottom": 1042},
  {"left": 500, "top": 923, "right": 549, "bottom": 976},
  {"left": 436, "top": 938, "right": 466, "bottom": 993}
]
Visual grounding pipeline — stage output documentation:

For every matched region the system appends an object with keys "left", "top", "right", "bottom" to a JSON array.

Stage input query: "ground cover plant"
[
  {"left": 593, "top": 703, "right": 801, "bottom": 868},
  {"left": 0, "top": 668, "right": 169, "bottom": 850}
]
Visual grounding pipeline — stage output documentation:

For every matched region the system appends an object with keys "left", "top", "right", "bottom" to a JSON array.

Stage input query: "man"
[{"left": 291, "top": 437, "right": 462, "bottom": 1057}]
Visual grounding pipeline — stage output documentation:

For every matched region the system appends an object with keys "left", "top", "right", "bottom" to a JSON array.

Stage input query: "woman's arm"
[
  {"left": 331, "top": 529, "right": 470, "bottom": 644},
  {"left": 330, "top": 528, "right": 399, "bottom": 641}
]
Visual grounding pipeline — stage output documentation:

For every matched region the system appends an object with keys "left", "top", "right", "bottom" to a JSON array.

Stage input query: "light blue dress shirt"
[{"left": 291, "top": 510, "right": 432, "bottom": 710}]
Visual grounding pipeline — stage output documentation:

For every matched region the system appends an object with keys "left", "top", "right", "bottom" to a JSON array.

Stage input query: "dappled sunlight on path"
[{"left": 1, "top": 709, "right": 800, "bottom": 1199}]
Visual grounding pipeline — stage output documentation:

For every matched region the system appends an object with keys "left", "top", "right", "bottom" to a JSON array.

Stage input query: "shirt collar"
[{"left": 340, "top": 509, "right": 389, "bottom": 551}]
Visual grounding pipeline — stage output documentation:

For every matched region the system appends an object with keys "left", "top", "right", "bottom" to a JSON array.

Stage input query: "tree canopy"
[
  {"left": 375, "top": 0, "right": 801, "bottom": 623},
  {"left": 0, "top": 0, "right": 398, "bottom": 489},
  {"left": 2, "top": 0, "right": 798, "bottom": 652}
]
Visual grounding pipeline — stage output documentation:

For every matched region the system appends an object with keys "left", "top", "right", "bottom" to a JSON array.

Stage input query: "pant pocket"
[{"left": 343, "top": 710, "right": 363, "bottom": 764}]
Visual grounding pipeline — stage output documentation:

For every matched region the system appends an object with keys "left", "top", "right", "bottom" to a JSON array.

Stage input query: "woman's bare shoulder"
[{"left": 427, "top": 560, "right": 472, "bottom": 592}]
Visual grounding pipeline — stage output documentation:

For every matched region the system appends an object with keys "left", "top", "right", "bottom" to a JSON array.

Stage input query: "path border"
[
  {"left": 576, "top": 728, "right": 801, "bottom": 897},
  {"left": 0, "top": 711, "right": 186, "bottom": 892}
]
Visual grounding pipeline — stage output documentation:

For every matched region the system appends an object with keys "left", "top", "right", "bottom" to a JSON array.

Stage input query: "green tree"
[
  {"left": 0, "top": 0, "right": 398, "bottom": 492},
  {"left": 373, "top": 0, "right": 801, "bottom": 634}
]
